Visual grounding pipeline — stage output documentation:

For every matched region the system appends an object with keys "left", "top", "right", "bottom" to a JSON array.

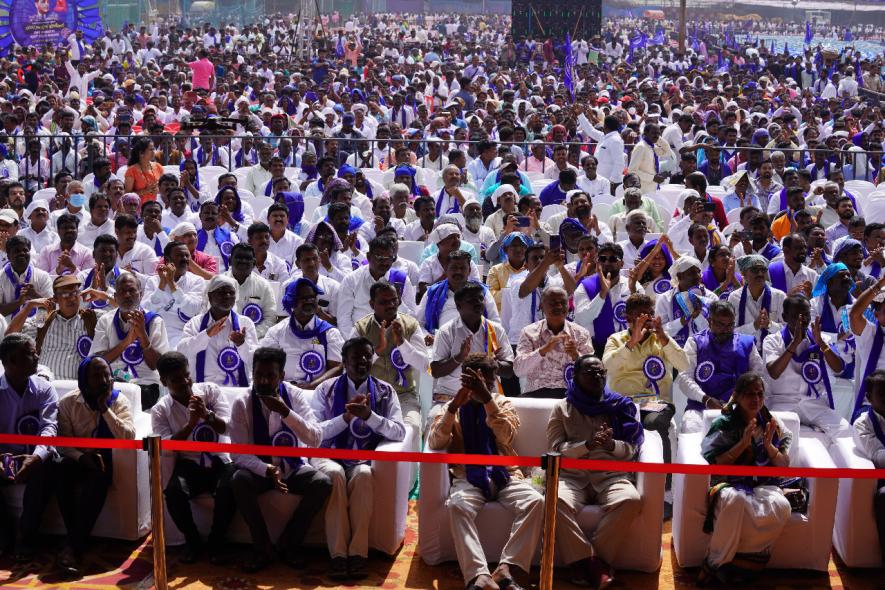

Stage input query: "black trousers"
[
  {"left": 164, "top": 459, "right": 236, "bottom": 546},
  {"left": 55, "top": 456, "right": 112, "bottom": 550},
  {"left": 875, "top": 481, "right": 885, "bottom": 562},
  {"left": 0, "top": 457, "right": 54, "bottom": 549},
  {"left": 522, "top": 387, "right": 567, "bottom": 399},
  {"left": 139, "top": 384, "right": 161, "bottom": 411},
  {"left": 640, "top": 403, "right": 676, "bottom": 465},
  {"left": 230, "top": 465, "right": 332, "bottom": 553},
  {"left": 500, "top": 345, "right": 522, "bottom": 397}
]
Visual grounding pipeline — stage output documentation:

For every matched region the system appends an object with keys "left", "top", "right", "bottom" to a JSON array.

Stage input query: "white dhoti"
[
  {"left": 681, "top": 409, "right": 705, "bottom": 434},
  {"left": 312, "top": 458, "right": 374, "bottom": 558},
  {"left": 707, "top": 485, "right": 791, "bottom": 567},
  {"left": 768, "top": 395, "right": 851, "bottom": 443},
  {"left": 555, "top": 475, "right": 642, "bottom": 565},
  {"left": 447, "top": 477, "right": 544, "bottom": 584}
]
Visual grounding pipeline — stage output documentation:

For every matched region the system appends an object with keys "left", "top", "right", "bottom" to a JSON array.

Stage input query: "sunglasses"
[{"left": 597, "top": 255, "right": 621, "bottom": 263}]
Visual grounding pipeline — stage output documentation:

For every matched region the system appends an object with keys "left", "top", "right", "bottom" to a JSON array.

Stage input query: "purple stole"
[
  {"left": 768, "top": 260, "right": 788, "bottom": 293},
  {"left": 689, "top": 331, "right": 754, "bottom": 411}
]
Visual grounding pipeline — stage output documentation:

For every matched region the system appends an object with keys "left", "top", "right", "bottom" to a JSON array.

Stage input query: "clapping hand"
[
  {"left": 229, "top": 327, "right": 246, "bottom": 346},
  {"left": 345, "top": 394, "right": 372, "bottom": 420}
]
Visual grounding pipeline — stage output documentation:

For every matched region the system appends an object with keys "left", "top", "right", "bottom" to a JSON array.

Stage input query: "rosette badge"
[
  {"left": 300, "top": 350, "right": 325, "bottom": 382},
  {"left": 217, "top": 346, "right": 243, "bottom": 385},
  {"left": 653, "top": 278, "right": 672, "bottom": 294},
  {"left": 643, "top": 355, "right": 667, "bottom": 397},
  {"left": 76, "top": 335, "right": 92, "bottom": 359},
  {"left": 695, "top": 360, "right": 715, "bottom": 383},
  {"left": 390, "top": 348, "right": 409, "bottom": 386},
  {"left": 613, "top": 301, "right": 627, "bottom": 327},
  {"left": 563, "top": 363, "right": 575, "bottom": 388},
  {"left": 242, "top": 303, "right": 263, "bottom": 324}
]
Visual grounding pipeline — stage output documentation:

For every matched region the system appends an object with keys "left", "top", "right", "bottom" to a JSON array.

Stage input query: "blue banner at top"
[{"left": 0, "top": 0, "right": 103, "bottom": 56}]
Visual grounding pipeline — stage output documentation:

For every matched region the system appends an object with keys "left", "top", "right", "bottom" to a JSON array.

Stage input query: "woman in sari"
[{"left": 698, "top": 372, "right": 794, "bottom": 585}]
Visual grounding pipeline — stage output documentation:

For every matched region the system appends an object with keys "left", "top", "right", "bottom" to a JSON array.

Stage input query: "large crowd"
[{"left": 0, "top": 9, "right": 882, "bottom": 590}]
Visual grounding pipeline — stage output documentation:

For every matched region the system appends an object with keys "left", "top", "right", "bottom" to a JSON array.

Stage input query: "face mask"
[{"left": 69, "top": 193, "right": 87, "bottom": 208}]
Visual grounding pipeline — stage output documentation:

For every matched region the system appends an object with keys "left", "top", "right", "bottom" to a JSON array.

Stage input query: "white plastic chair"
[
  {"left": 594, "top": 202, "right": 612, "bottom": 224},
  {"left": 726, "top": 207, "right": 743, "bottom": 225},
  {"left": 672, "top": 410, "right": 838, "bottom": 571},
  {"left": 163, "top": 165, "right": 181, "bottom": 176},
  {"left": 540, "top": 204, "right": 566, "bottom": 222},
  {"left": 706, "top": 185, "right": 727, "bottom": 199},
  {"left": 397, "top": 240, "right": 424, "bottom": 265},
  {"left": 531, "top": 179, "right": 552, "bottom": 195},
  {"left": 303, "top": 196, "right": 321, "bottom": 222},
  {"left": 830, "top": 435, "right": 882, "bottom": 568},
  {"left": 419, "top": 398, "right": 666, "bottom": 571},
  {"left": 844, "top": 179, "right": 876, "bottom": 201}
]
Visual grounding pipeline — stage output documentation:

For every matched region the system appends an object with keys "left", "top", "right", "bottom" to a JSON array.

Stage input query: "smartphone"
[
  {"left": 703, "top": 203, "right": 716, "bottom": 213},
  {"left": 738, "top": 230, "right": 753, "bottom": 241},
  {"left": 516, "top": 216, "right": 531, "bottom": 227},
  {"left": 549, "top": 235, "right": 561, "bottom": 251}
]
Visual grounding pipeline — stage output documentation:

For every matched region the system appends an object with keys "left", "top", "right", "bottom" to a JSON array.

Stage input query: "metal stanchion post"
[
  {"left": 539, "top": 452, "right": 561, "bottom": 590},
  {"left": 145, "top": 435, "right": 168, "bottom": 590}
]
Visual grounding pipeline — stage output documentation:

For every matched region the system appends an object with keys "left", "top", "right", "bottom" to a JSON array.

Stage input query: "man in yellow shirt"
[
  {"left": 486, "top": 232, "right": 531, "bottom": 310},
  {"left": 602, "top": 293, "right": 688, "bottom": 469}
]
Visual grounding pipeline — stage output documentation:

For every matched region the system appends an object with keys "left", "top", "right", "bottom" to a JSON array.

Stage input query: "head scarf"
[
  {"left": 501, "top": 232, "right": 532, "bottom": 249},
  {"left": 206, "top": 274, "right": 239, "bottom": 297},
  {"left": 77, "top": 356, "right": 108, "bottom": 396},
  {"left": 671, "top": 255, "right": 702, "bottom": 276},
  {"left": 812, "top": 262, "right": 849, "bottom": 298},
  {"left": 337, "top": 163, "right": 357, "bottom": 179},
  {"left": 393, "top": 165, "right": 419, "bottom": 194},
  {"left": 281, "top": 277, "right": 324, "bottom": 315},
  {"left": 638, "top": 239, "right": 674, "bottom": 276},
  {"left": 214, "top": 186, "right": 244, "bottom": 222},
  {"left": 305, "top": 220, "right": 344, "bottom": 251},
  {"left": 320, "top": 177, "right": 352, "bottom": 206},
  {"left": 833, "top": 238, "right": 863, "bottom": 261},
  {"left": 272, "top": 191, "right": 305, "bottom": 230},
  {"left": 736, "top": 254, "right": 769, "bottom": 273},
  {"left": 170, "top": 222, "right": 197, "bottom": 239}
]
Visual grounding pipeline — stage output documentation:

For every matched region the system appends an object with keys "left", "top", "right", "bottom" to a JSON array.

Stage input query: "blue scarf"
[
  {"left": 435, "top": 187, "right": 460, "bottom": 216},
  {"left": 424, "top": 280, "right": 451, "bottom": 333},
  {"left": 759, "top": 241, "right": 782, "bottom": 261},
  {"left": 738, "top": 284, "right": 771, "bottom": 345},
  {"left": 112, "top": 309, "right": 158, "bottom": 378},
  {"left": 672, "top": 289, "right": 707, "bottom": 347},
  {"left": 768, "top": 260, "right": 788, "bottom": 293},
  {"left": 460, "top": 400, "right": 511, "bottom": 499},
  {"left": 196, "top": 226, "right": 233, "bottom": 269},
  {"left": 251, "top": 383, "right": 302, "bottom": 471},
  {"left": 566, "top": 386, "right": 644, "bottom": 447},
  {"left": 854, "top": 323, "right": 885, "bottom": 421},
  {"left": 195, "top": 310, "right": 248, "bottom": 386},
  {"left": 77, "top": 356, "right": 120, "bottom": 474},
  {"left": 5, "top": 263, "right": 34, "bottom": 317},
  {"left": 330, "top": 375, "right": 382, "bottom": 455}
]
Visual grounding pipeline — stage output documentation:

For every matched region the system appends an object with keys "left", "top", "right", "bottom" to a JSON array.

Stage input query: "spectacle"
[{"left": 597, "top": 255, "right": 622, "bottom": 263}]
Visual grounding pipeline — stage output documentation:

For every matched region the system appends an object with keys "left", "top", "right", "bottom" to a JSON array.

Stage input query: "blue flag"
[
  {"left": 564, "top": 33, "right": 576, "bottom": 102},
  {"left": 844, "top": 29, "right": 853, "bottom": 42},
  {"left": 856, "top": 61, "right": 864, "bottom": 88},
  {"left": 804, "top": 22, "right": 813, "bottom": 45},
  {"left": 651, "top": 27, "right": 666, "bottom": 46},
  {"left": 336, "top": 35, "right": 345, "bottom": 58}
]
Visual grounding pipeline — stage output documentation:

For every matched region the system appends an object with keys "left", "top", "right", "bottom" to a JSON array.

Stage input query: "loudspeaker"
[{"left": 511, "top": 0, "right": 602, "bottom": 41}]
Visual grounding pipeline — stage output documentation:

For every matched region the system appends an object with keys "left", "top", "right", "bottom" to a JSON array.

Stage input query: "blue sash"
[
  {"left": 738, "top": 285, "right": 772, "bottom": 346},
  {"left": 5, "top": 263, "right": 34, "bottom": 317},
  {"left": 196, "top": 226, "right": 233, "bottom": 269},
  {"left": 760, "top": 242, "right": 782, "bottom": 261},
  {"left": 83, "top": 265, "right": 120, "bottom": 309},
  {"left": 854, "top": 323, "right": 885, "bottom": 421},
  {"left": 768, "top": 260, "right": 788, "bottom": 293},
  {"left": 195, "top": 311, "right": 249, "bottom": 386},
  {"left": 782, "top": 326, "right": 836, "bottom": 409},
  {"left": 330, "top": 375, "right": 382, "bottom": 458},
  {"left": 290, "top": 317, "right": 332, "bottom": 381},
  {"left": 424, "top": 280, "right": 450, "bottom": 333},
  {"left": 112, "top": 310, "right": 158, "bottom": 378},
  {"left": 581, "top": 274, "right": 626, "bottom": 349},
  {"left": 251, "top": 383, "right": 302, "bottom": 471},
  {"left": 868, "top": 407, "right": 885, "bottom": 447},
  {"left": 460, "top": 401, "right": 510, "bottom": 499},
  {"left": 435, "top": 188, "right": 460, "bottom": 216}
]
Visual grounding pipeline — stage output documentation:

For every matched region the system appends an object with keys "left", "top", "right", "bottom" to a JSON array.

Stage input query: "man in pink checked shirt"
[{"left": 35, "top": 212, "right": 94, "bottom": 276}]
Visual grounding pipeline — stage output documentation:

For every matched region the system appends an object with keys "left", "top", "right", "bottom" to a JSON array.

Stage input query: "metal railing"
[{"left": 3, "top": 133, "right": 882, "bottom": 193}]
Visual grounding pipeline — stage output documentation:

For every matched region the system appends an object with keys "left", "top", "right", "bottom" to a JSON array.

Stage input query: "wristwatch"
[{"left": 206, "top": 410, "right": 217, "bottom": 424}]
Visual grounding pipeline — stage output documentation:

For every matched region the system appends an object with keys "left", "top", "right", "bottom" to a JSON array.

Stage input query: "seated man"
[
  {"left": 337, "top": 236, "right": 417, "bottom": 337},
  {"left": 153, "top": 352, "right": 235, "bottom": 564},
  {"left": 261, "top": 278, "right": 343, "bottom": 388},
  {"left": 352, "top": 282, "right": 428, "bottom": 430},
  {"left": 90, "top": 272, "right": 169, "bottom": 410},
  {"left": 143, "top": 241, "right": 206, "bottom": 347},
  {"left": 0, "top": 235, "right": 53, "bottom": 320},
  {"left": 310, "top": 337, "right": 407, "bottom": 580},
  {"left": 228, "top": 347, "right": 332, "bottom": 572},
  {"left": 417, "top": 223, "right": 482, "bottom": 301},
  {"left": 180, "top": 275, "right": 258, "bottom": 388},
  {"left": 849, "top": 275, "right": 885, "bottom": 421},
  {"left": 674, "top": 300, "right": 764, "bottom": 433},
  {"left": 768, "top": 233, "right": 817, "bottom": 297},
  {"left": 549, "top": 354, "right": 644, "bottom": 587},
  {"left": 430, "top": 282, "right": 513, "bottom": 412},
  {"left": 486, "top": 232, "right": 531, "bottom": 311},
  {"left": 115, "top": 214, "right": 158, "bottom": 283},
  {"left": 246, "top": 222, "right": 291, "bottom": 283},
  {"left": 7, "top": 274, "right": 97, "bottom": 380},
  {"left": 514, "top": 287, "right": 593, "bottom": 398},
  {"left": 0, "top": 333, "right": 57, "bottom": 563},
  {"left": 284, "top": 243, "right": 340, "bottom": 323},
  {"left": 55, "top": 356, "right": 135, "bottom": 574},
  {"left": 196, "top": 201, "right": 239, "bottom": 272},
  {"left": 728, "top": 255, "right": 786, "bottom": 351},
  {"left": 77, "top": 234, "right": 122, "bottom": 313},
  {"left": 417, "top": 250, "right": 499, "bottom": 338},
  {"left": 35, "top": 213, "right": 94, "bottom": 277},
  {"left": 226, "top": 244, "right": 277, "bottom": 339},
  {"left": 851, "top": 369, "right": 885, "bottom": 563},
  {"left": 764, "top": 294, "right": 851, "bottom": 443},
  {"left": 603, "top": 293, "right": 688, "bottom": 467},
  {"left": 427, "top": 353, "right": 544, "bottom": 590},
  {"left": 654, "top": 256, "right": 717, "bottom": 348}
]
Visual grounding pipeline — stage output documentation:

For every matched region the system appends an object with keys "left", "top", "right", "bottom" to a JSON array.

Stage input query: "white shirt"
[
  {"left": 89, "top": 308, "right": 170, "bottom": 385},
  {"left": 19, "top": 226, "right": 58, "bottom": 254},
  {"left": 617, "top": 239, "right": 649, "bottom": 270},
  {"left": 727, "top": 285, "right": 787, "bottom": 348},
  {"left": 260, "top": 316, "right": 344, "bottom": 382},
  {"left": 0, "top": 264, "right": 53, "bottom": 319},
  {"left": 254, "top": 252, "right": 290, "bottom": 283},
  {"left": 309, "top": 375, "right": 406, "bottom": 447},
  {"left": 762, "top": 327, "right": 849, "bottom": 402},
  {"left": 417, "top": 255, "right": 481, "bottom": 286},
  {"left": 853, "top": 407, "right": 885, "bottom": 467},
  {"left": 853, "top": 320, "right": 885, "bottom": 396},
  {"left": 142, "top": 272, "right": 206, "bottom": 347},
  {"left": 137, "top": 226, "right": 170, "bottom": 258},
  {"left": 151, "top": 382, "right": 231, "bottom": 464},
  {"left": 574, "top": 275, "right": 639, "bottom": 342},
  {"left": 229, "top": 271, "right": 278, "bottom": 339},
  {"left": 77, "top": 218, "right": 115, "bottom": 248},
  {"left": 179, "top": 310, "right": 259, "bottom": 386},
  {"left": 416, "top": 283, "right": 500, "bottom": 333},
  {"left": 576, "top": 175, "right": 611, "bottom": 199},
  {"left": 767, "top": 259, "right": 819, "bottom": 294},
  {"left": 336, "top": 265, "right": 418, "bottom": 337},
  {"left": 119, "top": 242, "right": 159, "bottom": 282},
  {"left": 430, "top": 317, "right": 513, "bottom": 397},
  {"left": 162, "top": 208, "right": 199, "bottom": 228},
  {"left": 267, "top": 230, "right": 304, "bottom": 265},
  {"left": 654, "top": 287, "right": 717, "bottom": 346}
]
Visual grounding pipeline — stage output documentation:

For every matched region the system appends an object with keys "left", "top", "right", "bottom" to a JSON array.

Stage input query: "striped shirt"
[{"left": 22, "top": 312, "right": 92, "bottom": 380}]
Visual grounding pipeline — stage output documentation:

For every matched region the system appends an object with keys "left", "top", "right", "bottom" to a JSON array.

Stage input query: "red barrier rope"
[{"left": 2, "top": 433, "right": 884, "bottom": 479}]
